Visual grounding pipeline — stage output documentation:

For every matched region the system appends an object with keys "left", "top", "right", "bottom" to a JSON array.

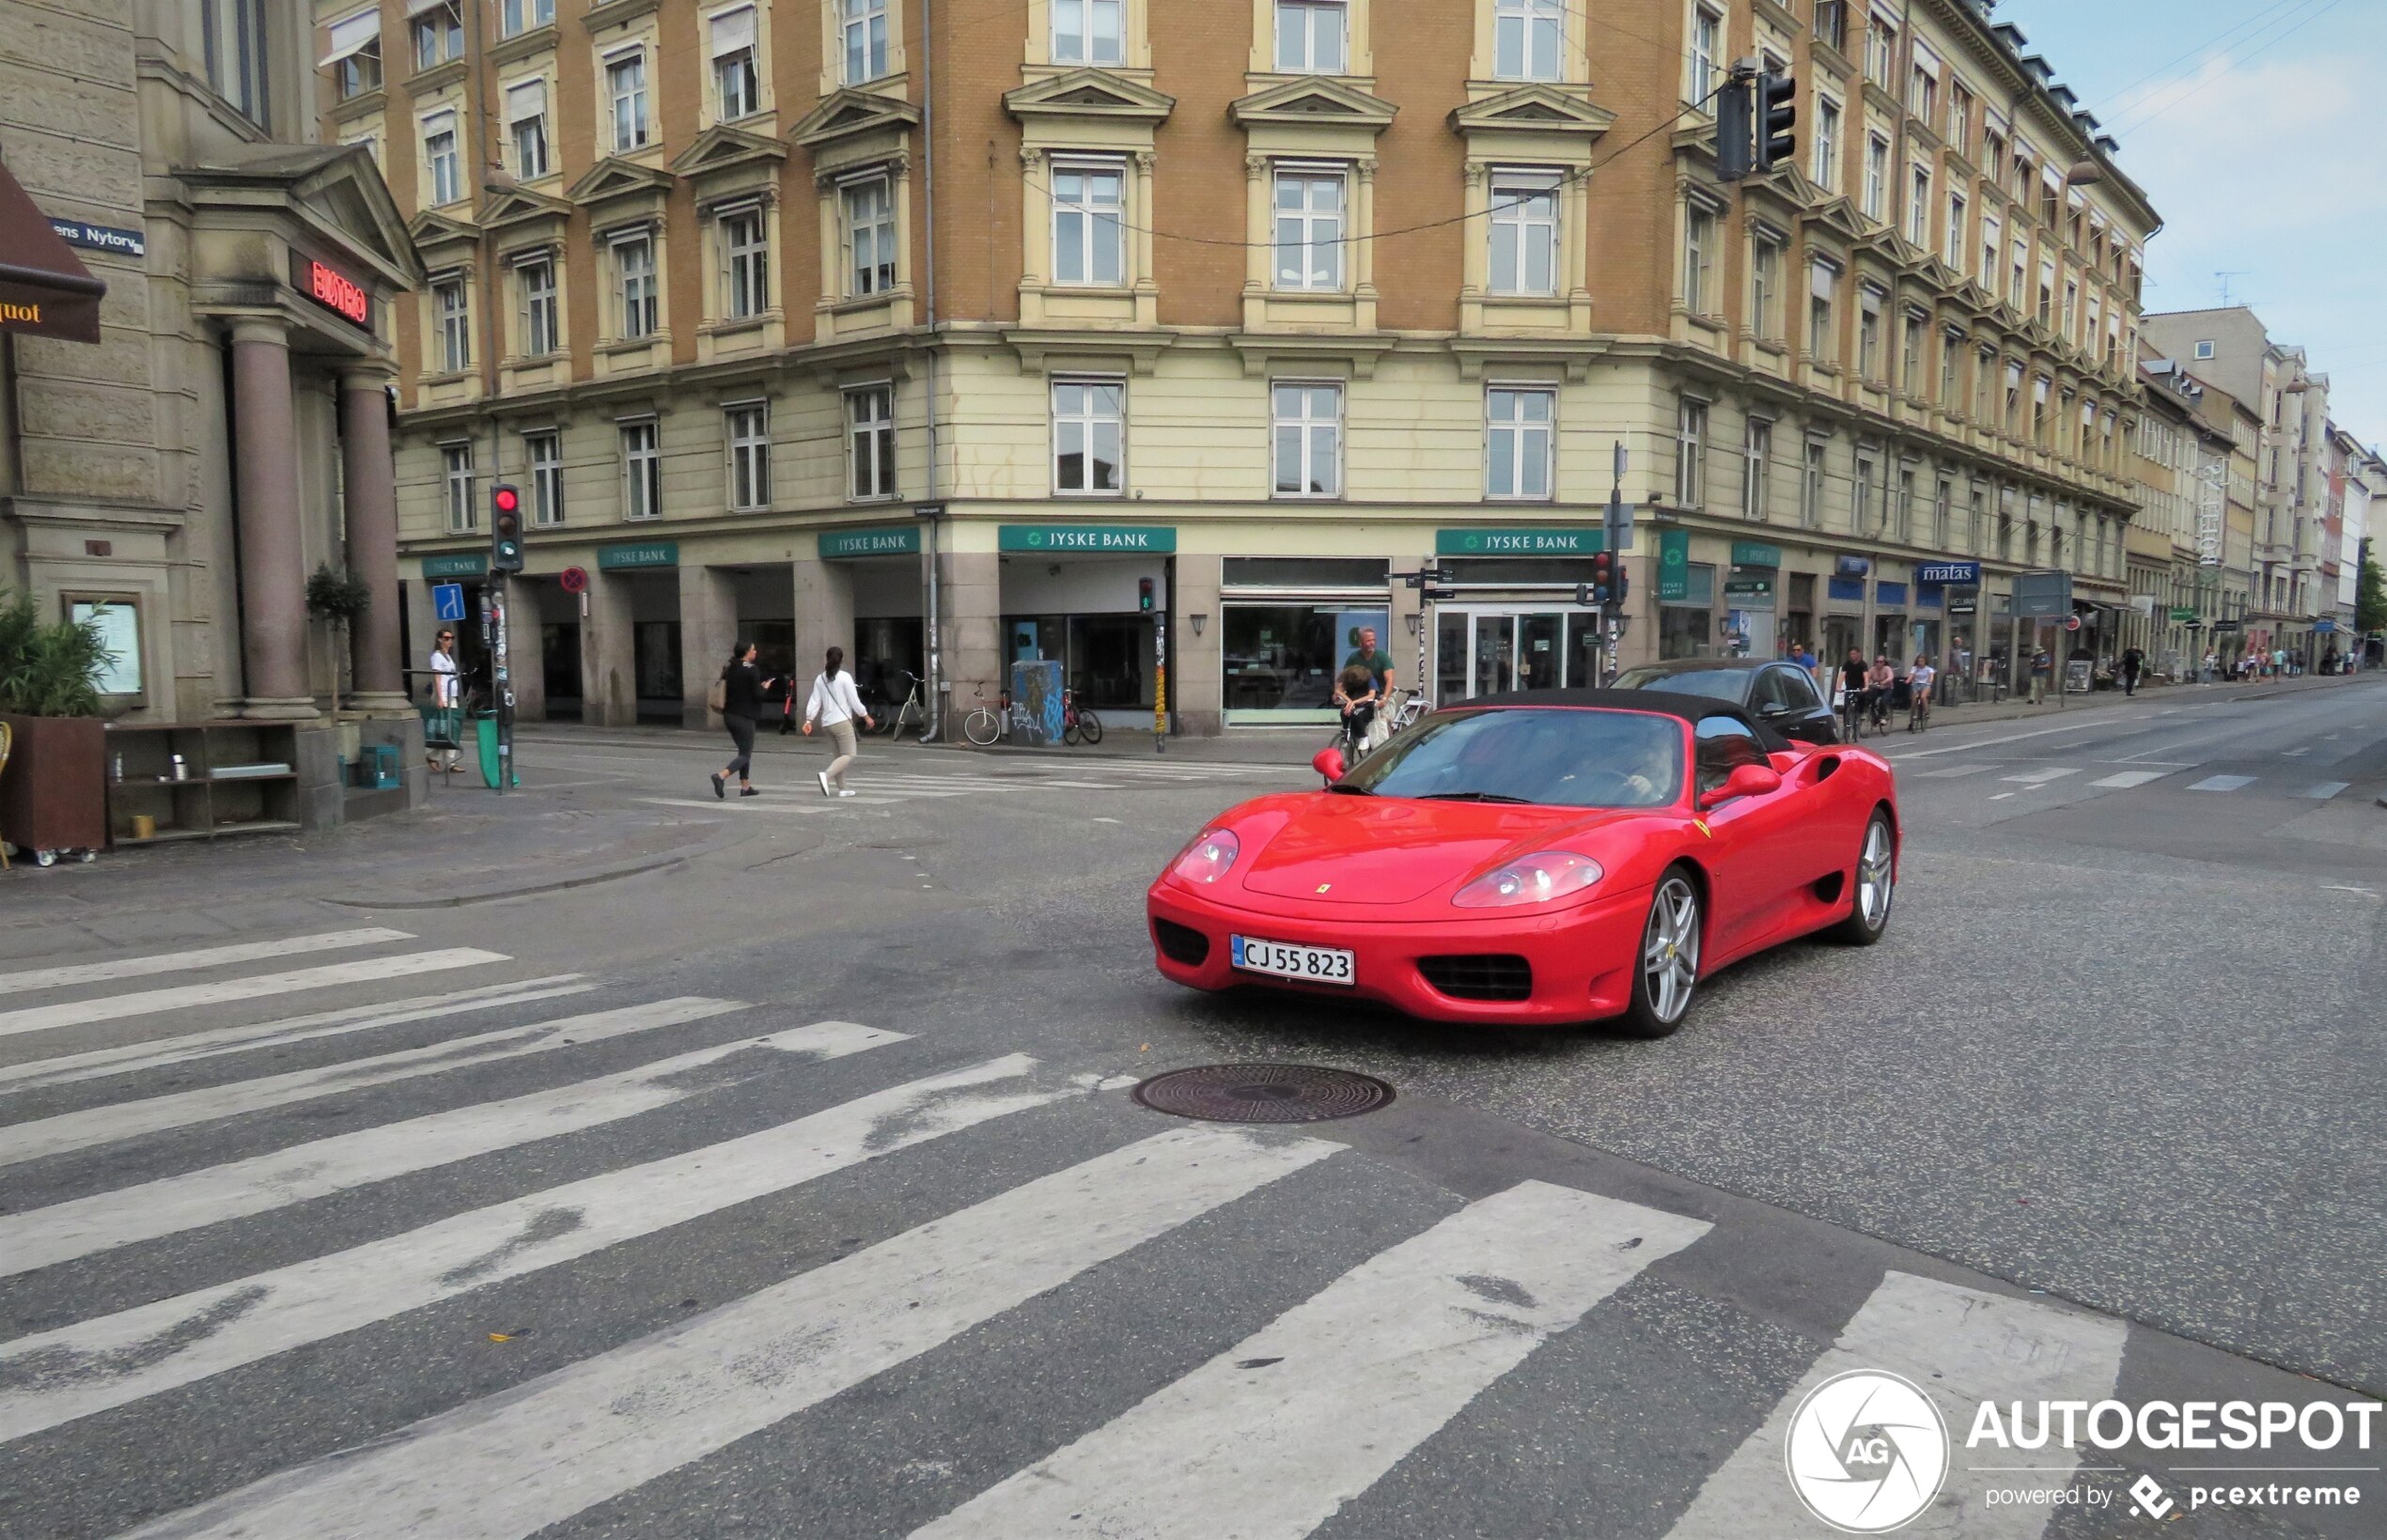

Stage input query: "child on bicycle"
[
  {"left": 1906, "top": 653, "right": 1936, "bottom": 729},
  {"left": 1333, "top": 664, "right": 1379, "bottom": 752},
  {"left": 1865, "top": 655, "right": 1896, "bottom": 730}
]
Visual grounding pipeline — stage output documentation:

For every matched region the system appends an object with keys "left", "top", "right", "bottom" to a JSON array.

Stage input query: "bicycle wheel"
[
  {"left": 962, "top": 707, "right": 1000, "bottom": 746},
  {"left": 1063, "top": 717, "right": 1082, "bottom": 747},
  {"left": 1077, "top": 708, "right": 1102, "bottom": 745}
]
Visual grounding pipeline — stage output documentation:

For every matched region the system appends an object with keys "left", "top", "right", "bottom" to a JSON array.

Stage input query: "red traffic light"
[{"left": 492, "top": 485, "right": 521, "bottom": 516}]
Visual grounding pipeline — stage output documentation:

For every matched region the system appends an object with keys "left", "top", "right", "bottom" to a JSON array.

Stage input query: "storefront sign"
[
  {"left": 1917, "top": 560, "right": 1983, "bottom": 586},
  {"left": 598, "top": 540, "right": 679, "bottom": 570},
  {"left": 2169, "top": 606, "right": 2200, "bottom": 622},
  {"left": 422, "top": 552, "right": 489, "bottom": 579},
  {"left": 1657, "top": 529, "right": 1691, "bottom": 601},
  {"left": 1723, "top": 576, "right": 1775, "bottom": 602},
  {"left": 819, "top": 525, "right": 921, "bottom": 560},
  {"left": 1434, "top": 527, "right": 1604, "bottom": 556},
  {"left": 999, "top": 524, "right": 1176, "bottom": 553},
  {"left": 1729, "top": 540, "right": 1783, "bottom": 568},
  {"left": 292, "top": 254, "right": 371, "bottom": 327},
  {"left": 1834, "top": 554, "right": 1872, "bottom": 578},
  {"left": 48, "top": 219, "right": 146, "bottom": 257}
]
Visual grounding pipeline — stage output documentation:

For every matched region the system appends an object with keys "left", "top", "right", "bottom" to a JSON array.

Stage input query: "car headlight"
[
  {"left": 1170, "top": 828, "right": 1240, "bottom": 885},
  {"left": 1452, "top": 850, "right": 1604, "bottom": 909}
]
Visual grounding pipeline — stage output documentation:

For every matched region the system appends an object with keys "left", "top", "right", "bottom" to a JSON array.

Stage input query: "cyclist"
[
  {"left": 1906, "top": 652, "right": 1936, "bottom": 731},
  {"left": 1333, "top": 663, "right": 1380, "bottom": 754},
  {"left": 1865, "top": 654, "right": 1896, "bottom": 733},
  {"left": 1836, "top": 648, "right": 1869, "bottom": 739}
]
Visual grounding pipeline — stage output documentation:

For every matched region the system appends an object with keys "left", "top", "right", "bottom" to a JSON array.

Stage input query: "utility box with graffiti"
[{"left": 1009, "top": 660, "right": 1065, "bottom": 745}]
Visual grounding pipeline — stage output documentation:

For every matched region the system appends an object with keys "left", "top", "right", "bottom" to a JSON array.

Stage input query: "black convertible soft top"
[{"left": 1452, "top": 689, "right": 1794, "bottom": 754}]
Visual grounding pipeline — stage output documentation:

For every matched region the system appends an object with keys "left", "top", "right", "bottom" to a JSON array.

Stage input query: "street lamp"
[{"left": 1189, "top": 613, "right": 1207, "bottom": 638}]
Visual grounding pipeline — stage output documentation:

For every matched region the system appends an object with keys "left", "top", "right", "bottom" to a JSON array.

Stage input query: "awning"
[
  {"left": 320, "top": 8, "right": 381, "bottom": 68},
  {"left": 0, "top": 156, "right": 104, "bottom": 344}
]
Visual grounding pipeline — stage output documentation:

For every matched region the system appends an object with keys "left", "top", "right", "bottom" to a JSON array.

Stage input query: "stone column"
[
  {"left": 338, "top": 365, "right": 409, "bottom": 712},
  {"left": 507, "top": 580, "right": 547, "bottom": 723},
  {"left": 681, "top": 566, "right": 740, "bottom": 727},
  {"left": 792, "top": 557, "right": 855, "bottom": 692},
  {"left": 230, "top": 318, "right": 318, "bottom": 718},
  {"left": 942, "top": 548, "right": 1004, "bottom": 738},
  {"left": 581, "top": 568, "right": 637, "bottom": 726},
  {"left": 1175, "top": 552, "right": 1224, "bottom": 737}
]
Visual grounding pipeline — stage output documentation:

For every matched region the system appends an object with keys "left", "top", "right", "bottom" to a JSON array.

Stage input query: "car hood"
[{"left": 1233, "top": 794, "right": 1648, "bottom": 905}]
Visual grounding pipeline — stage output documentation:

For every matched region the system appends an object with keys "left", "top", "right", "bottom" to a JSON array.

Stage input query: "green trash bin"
[{"left": 474, "top": 711, "right": 519, "bottom": 788}]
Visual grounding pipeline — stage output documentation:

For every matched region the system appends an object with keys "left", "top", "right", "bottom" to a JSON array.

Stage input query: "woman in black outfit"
[{"left": 711, "top": 642, "right": 777, "bottom": 799}]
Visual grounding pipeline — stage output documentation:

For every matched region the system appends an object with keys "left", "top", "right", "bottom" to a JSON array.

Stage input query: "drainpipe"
[{"left": 918, "top": 0, "right": 943, "bottom": 741}]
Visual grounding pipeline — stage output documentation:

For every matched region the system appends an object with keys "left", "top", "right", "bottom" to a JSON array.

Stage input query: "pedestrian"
[
  {"left": 2322, "top": 645, "right": 2341, "bottom": 677},
  {"left": 710, "top": 643, "right": 778, "bottom": 800},
  {"left": 802, "top": 645, "right": 875, "bottom": 798},
  {"left": 2120, "top": 645, "right": 2144, "bottom": 697},
  {"left": 2202, "top": 647, "right": 2217, "bottom": 683},
  {"left": 777, "top": 670, "right": 800, "bottom": 736},
  {"left": 2028, "top": 645, "right": 2052, "bottom": 705},
  {"left": 426, "top": 629, "right": 461, "bottom": 775}
]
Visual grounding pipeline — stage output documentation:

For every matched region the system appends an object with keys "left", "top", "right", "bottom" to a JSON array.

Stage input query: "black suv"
[{"left": 1612, "top": 658, "right": 1841, "bottom": 745}]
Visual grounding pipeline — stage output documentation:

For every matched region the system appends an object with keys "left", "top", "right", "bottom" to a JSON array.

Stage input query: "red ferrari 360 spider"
[{"left": 1147, "top": 690, "right": 1898, "bottom": 1035}]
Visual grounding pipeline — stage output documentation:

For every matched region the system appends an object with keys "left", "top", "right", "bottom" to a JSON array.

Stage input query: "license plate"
[{"left": 1231, "top": 935, "right": 1355, "bottom": 987}]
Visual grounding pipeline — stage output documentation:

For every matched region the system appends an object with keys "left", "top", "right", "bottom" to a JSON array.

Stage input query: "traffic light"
[
  {"left": 490, "top": 483, "right": 523, "bottom": 574},
  {"left": 1586, "top": 551, "right": 1615, "bottom": 607},
  {"left": 1755, "top": 70, "right": 1798, "bottom": 174},
  {"left": 1137, "top": 577, "right": 1154, "bottom": 612},
  {"left": 1716, "top": 76, "right": 1753, "bottom": 183}
]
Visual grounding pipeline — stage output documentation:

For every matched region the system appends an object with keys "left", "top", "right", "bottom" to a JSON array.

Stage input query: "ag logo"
[{"left": 1783, "top": 1369, "right": 1948, "bottom": 1532}]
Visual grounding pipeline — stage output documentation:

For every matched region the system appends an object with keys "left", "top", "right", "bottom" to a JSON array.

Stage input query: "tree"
[
  {"left": 304, "top": 565, "right": 374, "bottom": 716},
  {"left": 2357, "top": 542, "right": 2385, "bottom": 636},
  {"left": 0, "top": 588, "right": 111, "bottom": 717}
]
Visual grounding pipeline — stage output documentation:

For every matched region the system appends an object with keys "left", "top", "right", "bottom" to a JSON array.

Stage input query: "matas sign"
[{"left": 296, "top": 257, "right": 370, "bottom": 326}]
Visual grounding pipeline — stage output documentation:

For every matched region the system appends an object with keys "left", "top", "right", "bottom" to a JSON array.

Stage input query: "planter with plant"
[{"left": 0, "top": 587, "right": 113, "bottom": 863}]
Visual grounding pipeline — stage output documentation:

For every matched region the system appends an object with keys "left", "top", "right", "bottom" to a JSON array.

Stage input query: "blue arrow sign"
[{"left": 432, "top": 583, "right": 467, "bottom": 622}]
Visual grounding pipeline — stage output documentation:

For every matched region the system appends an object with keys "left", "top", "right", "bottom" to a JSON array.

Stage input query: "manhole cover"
[{"left": 1131, "top": 1064, "right": 1396, "bottom": 1125}]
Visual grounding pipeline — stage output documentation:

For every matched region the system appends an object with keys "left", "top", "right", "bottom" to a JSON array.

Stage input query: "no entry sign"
[{"left": 559, "top": 567, "right": 589, "bottom": 595}]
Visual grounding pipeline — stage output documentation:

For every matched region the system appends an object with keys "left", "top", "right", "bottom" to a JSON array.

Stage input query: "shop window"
[
  {"left": 1053, "top": 163, "right": 1126, "bottom": 288},
  {"left": 721, "top": 206, "right": 771, "bottom": 319},
  {"left": 433, "top": 276, "right": 471, "bottom": 372},
  {"left": 1492, "top": 0, "right": 1563, "bottom": 82},
  {"left": 725, "top": 402, "right": 772, "bottom": 511},
  {"left": 442, "top": 443, "right": 476, "bottom": 532},
  {"left": 1056, "top": 0, "right": 1126, "bottom": 65},
  {"left": 607, "top": 51, "right": 650, "bottom": 152},
  {"left": 502, "top": 0, "right": 554, "bottom": 36},
  {"left": 1053, "top": 379, "right": 1125, "bottom": 495},
  {"left": 712, "top": 7, "right": 760, "bottom": 121},
  {"left": 507, "top": 79, "right": 550, "bottom": 179},
  {"left": 1272, "top": 381, "right": 1343, "bottom": 498},
  {"left": 423, "top": 113, "right": 461, "bottom": 206},
  {"left": 844, "top": 176, "right": 897, "bottom": 296},
  {"left": 1276, "top": 0, "right": 1346, "bottom": 72},
  {"left": 517, "top": 257, "right": 558, "bottom": 356},
  {"left": 1273, "top": 169, "right": 1346, "bottom": 291},
  {"left": 848, "top": 385, "right": 897, "bottom": 500},
  {"left": 1661, "top": 565, "right": 1717, "bottom": 660},
  {"left": 1488, "top": 174, "right": 1559, "bottom": 297},
  {"left": 843, "top": 0, "right": 890, "bottom": 84},
  {"left": 1221, "top": 557, "right": 1389, "bottom": 587},
  {"left": 1485, "top": 386, "right": 1553, "bottom": 501},
  {"left": 1224, "top": 606, "right": 1381, "bottom": 718},
  {"left": 412, "top": 4, "right": 460, "bottom": 70},
  {"left": 526, "top": 431, "right": 565, "bottom": 526},
  {"left": 620, "top": 420, "right": 662, "bottom": 521},
  {"left": 613, "top": 232, "right": 659, "bottom": 338}
]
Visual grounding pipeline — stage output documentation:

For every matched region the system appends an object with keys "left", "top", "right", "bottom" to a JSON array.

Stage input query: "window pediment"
[
  {"left": 479, "top": 185, "right": 573, "bottom": 235},
  {"left": 1004, "top": 67, "right": 1176, "bottom": 126},
  {"left": 406, "top": 207, "right": 478, "bottom": 264},
  {"left": 1806, "top": 194, "right": 1872, "bottom": 244},
  {"left": 566, "top": 155, "right": 676, "bottom": 211},
  {"left": 1448, "top": 84, "right": 1615, "bottom": 139},
  {"left": 671, "top": 124, "right": 788, "bottom": 186},
  {"left": 1229, "top": 77, "right": 1396, "bottom": 133},
  {"left": 793, "top": 87, "right": 923, "bottom": 151}
]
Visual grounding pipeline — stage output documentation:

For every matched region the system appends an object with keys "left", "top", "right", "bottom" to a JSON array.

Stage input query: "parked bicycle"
[
  {"left": 961, "top": 689, "right": 1049, "bottom": 747},
  {"left": 1061, "top": 689, "right": 1103, "bottom": 746},
  {"left": 876, "top": 671, "right": 931, "bottom": 739}
]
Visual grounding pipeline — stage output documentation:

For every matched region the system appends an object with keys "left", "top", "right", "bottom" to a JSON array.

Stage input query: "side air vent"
[
  {"left": 1152, "top": 919, "right": 1210, "bottom": 966},
  {"left": 1417, "top": 955, "right": 1533, "bottom": 1003}
]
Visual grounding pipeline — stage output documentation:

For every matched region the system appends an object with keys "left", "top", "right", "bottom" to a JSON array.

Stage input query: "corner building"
[{"left": 340, "top": 0, "right": 2156, "bottom": 733}]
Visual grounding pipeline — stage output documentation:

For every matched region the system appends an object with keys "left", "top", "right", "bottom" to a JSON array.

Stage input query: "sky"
[{"left": 2000, "top": 0, "right": 2387, "bottom": 447}]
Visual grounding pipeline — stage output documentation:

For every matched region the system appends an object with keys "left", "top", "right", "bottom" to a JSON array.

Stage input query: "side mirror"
[
  {"left": 1700, "top": 761, "right": 1784, "bottom": 810},
  {"left": 1311, "top": 747, "right": 1347, "bottom": 786}
]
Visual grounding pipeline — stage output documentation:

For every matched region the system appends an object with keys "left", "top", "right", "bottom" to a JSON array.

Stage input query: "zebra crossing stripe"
[
  {"left": 0, "top": 949, "right": 511, "bottom": 1039},
  {"left": 0, "top": 1052, "right": 1074, "bottom": 1442},
  {"left": 1999, "top": 768, "right": 2080, "bottom": 785},
  {"left": 118, "top": 1125, "right": 1338, "bottom": 1540},
  {"left": 1914, "top": 764, "right": 1997, "bottom": 779},
  {"left": 0, "top": 978, "right": 595, "bottom": 1097},
  {"left": 2089, "top": 770, "right": 2171, "bottom": 789},
  {"left": 913, "top": 1180, "right": 1710, "bottom": 1540},
  {"left": 0, "top": 996, "right": 740, "bottom": 1170},
  {"left": 0, "top": 928, "right": 413, "bottom": 994},
  {"left": 2188, "top": 774, "right": 2255, "bottom": 792},
  {"left": 0, "top": 1021, "right": 906, "bottom": 1279},
  {"left": 2296, "top": 782, "right": 2350, "bottom": 800},
  {"left": 1662, "top": 1271, "right": 2129, "bottom": 1538}
]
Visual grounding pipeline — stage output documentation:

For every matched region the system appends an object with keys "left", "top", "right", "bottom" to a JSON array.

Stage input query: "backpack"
[{"left": 707, "top": 669, "right": 729, "bottom": 712}]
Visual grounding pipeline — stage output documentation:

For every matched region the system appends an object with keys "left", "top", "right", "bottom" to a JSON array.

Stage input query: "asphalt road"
[{"left": 2, "top": 679, "right": 2381, "bottom": 1539}]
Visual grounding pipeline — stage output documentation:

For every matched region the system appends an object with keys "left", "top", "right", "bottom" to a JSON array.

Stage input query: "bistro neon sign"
[{"left": 296, "top": 257, "right": 370, "bottom": 326}]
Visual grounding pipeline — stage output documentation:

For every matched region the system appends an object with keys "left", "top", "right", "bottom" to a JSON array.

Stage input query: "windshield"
[
  {"left": 1336, "top": 708, "right": 1684, "bottom": 809},
  {"left": 1611, "top": 666, "right": 1750, "bottom": 704}
]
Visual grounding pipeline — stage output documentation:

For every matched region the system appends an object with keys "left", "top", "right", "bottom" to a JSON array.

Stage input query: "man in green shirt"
[
  {"left": 1344, "top": 627, "right": 1396, "bottom": 698},
  {"left": 1339, "top": 627, "right": 1397, "bottom": 750}
]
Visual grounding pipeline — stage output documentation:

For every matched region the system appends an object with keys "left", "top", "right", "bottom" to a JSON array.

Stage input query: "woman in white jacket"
[{"left": 801, "top": 646, "right": 875, "bottom": 797}]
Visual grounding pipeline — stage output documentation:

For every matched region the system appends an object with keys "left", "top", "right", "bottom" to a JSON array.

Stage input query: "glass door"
[
  {"left": 1472, "top": 614, "right": 1516, "bottom": 695},
  {"left": 1517, "top": 613, "right": 1564, "bottom": 690}
]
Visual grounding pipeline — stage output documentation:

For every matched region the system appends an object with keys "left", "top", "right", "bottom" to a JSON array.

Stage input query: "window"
[
  {"left": 2010, "top": 241, "right": 2027, "bottom": 310},
  {"left": 1853, "top": 454, "right": 1875, "bottom": 530},
  {"left": 1682, "top": 202, "right": 1716, "bottom": 314},
  {"left": 1488, "top": 175, "right": 1559, "bottom": 296},
  {"left": 1863, "top": 134, "right": 1888, "bottom": 220},
  {"left": 843, "top": 0, "right": 889, "bottom": 84},
  {"left": 1865, "top": 17, "right": 1896, "bottom": 88},
  {"left": 1275, "top": 0, "right": 1344, "bottom": 72},
  {"left": 1689, "top": 7, "right": 1722, "bottom": 105},
  {"left": 525, "top": 431, "right": 564, "bottom": 526},
  {"left": 1272, "top": 382, "right": 1343, "bottom": 497},
  {"left": 1899, "top": 312, "right": 1922, "bottom": 394},
  {"left": 1858, "top": 286, "right": 1882, "bottom": 381},
  {"left": 1743, "top": 418, "right": 1772, "bottom": 521},
  {"left": 1907, "top": 165, "right": 1929, "bottom": 245},
  {"left": 1808, "top": 261, "right": 1838, "bottom": 364},
  {"left": 1485, "top": 386, "right": 1553, "bottom": 500},
  {"left": 206, "top": 0, "right": 271, "bottom": 121},
  {"left": 1693, "top": 716, "right": 1768, "bottom": 799},
  {"left": 1272, "top": 170, "right": 1346, "bottom": 290},
  {"left": 412, "top": 3, "right": 460, "bottom": 70},
  {"left": 847, "top": 386, "right": 897, "bottom": 500},
  {"left": 423, "top": 114, "right": 460, "bottom": 206},
  {"left": 712, "top": 7, "right": 759, "bottom": 119},
  {"left": 433, "top": 277, "right": 470, "bottom": 371},
  {"left": 2063, "top": 277, "right": 2078, "bottom": 339},
  {"left": 1812, "top": 96, "right": 1841, "bottom": 190},
  {"left": 507, "top": 79, "right": 549, "bottom": 179},
  {"left": 1895, "top": 467, "right": 1914, "bottom": 541},
  {"left": 614, "top": 232, "right": 659, "bottom": 338},
  {"left": 725, "top": 403, "right": 771, "bottom": 510},
  {"left": 1950, "top": 85, "right": 1974, "bottom": 152},
  {"left": 2033, "top": 374, "right": 2051, "bottom": 445},
  {"left": 2003, "top": 360, "right": 2022, "bottom": 432},
  {"left": 721, "top": 207, "right": 770, "bottom": 319},
  {"left": 1979, "top": 214, "right": 1999, "bottom": 292},
  {"left": 326, "top": 8, "right": 382, "bottom": 99},
  {"left": 607, "top": 52, "right": 649, "bottom": 151},
  {"left": 1053, "top": 380, "right": 1125, "bottom": 494},
  {"left": 1939, "top": 329, "right": 1958, "bottom": 405},
  {"left": 1945, "top": 192, "right": 1965, "bottom": 268},
  {"left": 518, "top": 257, "right": 558, "bottom": 356},
  {"left": 1751, "top": 233, "right": 1783, "bottom": 339},
  {"left": 2194, "top": 339, "right": 2216, "bottom": 361},
  {"left": 1052, "top": 163, "right": 1125, "bottom": 287},
  {"left": 1675, "top": 397, "right": 1707, "bottom": 509},
  {"left": 1815, "top": 0, "right": 1847, "bottom": 53},
  {"left": 1969, "top": 488, "right": 1985, "bottom": 552},
  {"left": 620, "top": 421, "right": 662, "bottom": 521},
  {"left": 1911, "top": 65, "right": 1936, "bottom": 126},
  {"left": 1493, "top": 0, "right": 1563, "bottom": 82},
  {"left": 1802, "top": 439, "right": 1826, "bottom": 527},
  {"left": 442, "top": 443, "right": 475, "bottom": 532},
  {"left": 502, "top": 0, "right": 554, "bottom": 36},
  {"left": 1933, "top": 479, "right": 1952, "bottom": 548}
]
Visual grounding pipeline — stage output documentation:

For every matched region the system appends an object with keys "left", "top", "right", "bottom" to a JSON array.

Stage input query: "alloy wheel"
[
  {"left": 1641, "top": 877, "right": 1701, "bottom": 1023},
  {"left": 1857, "top": 818, "right": 1895, "bottom": 928}
]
